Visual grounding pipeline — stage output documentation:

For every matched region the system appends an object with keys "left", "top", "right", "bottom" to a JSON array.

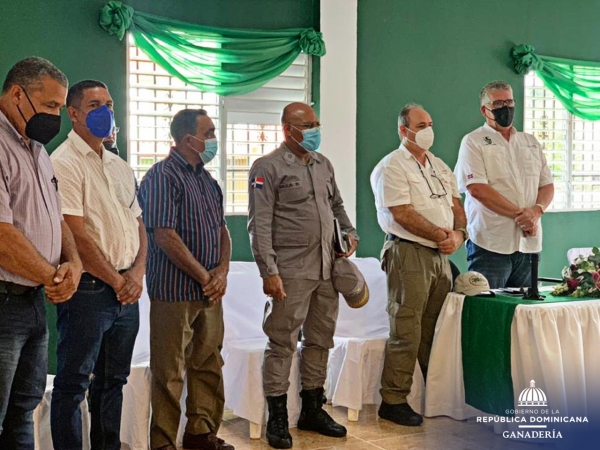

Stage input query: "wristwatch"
[{"left": 456, "top": 227, "right": 469, "bottom": 241}]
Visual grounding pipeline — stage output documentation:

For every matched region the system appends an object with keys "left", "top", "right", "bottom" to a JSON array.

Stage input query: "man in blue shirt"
[{"left": 138, "top": 109, "right": 232, "bottom": 450}]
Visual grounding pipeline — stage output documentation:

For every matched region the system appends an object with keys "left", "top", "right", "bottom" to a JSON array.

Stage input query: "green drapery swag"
[
  {"left": 511, "top": 44, "right": 600, "bottom": 121},
  {"left": 98, "top": 1, "right": 325, "bottom": 96}
]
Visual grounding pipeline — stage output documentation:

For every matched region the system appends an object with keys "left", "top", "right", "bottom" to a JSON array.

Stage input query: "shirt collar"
[
  {"left": 398, "top": 144, "right": 434, "bottom": 164},
  {"left": 482, "top": 121, "right": 517, "bottom": 136},
  {"left": 281, "top": 142, "right": 321, "bottom": 166},
  {"left": 169, "top": 147, "right": 204, "bottom": 172},
  {"left": 0, "top": 108, "right": 42, "bottom": 151},
  {"left": 68, "top": 129, "right": 103, "bottom": 158}
]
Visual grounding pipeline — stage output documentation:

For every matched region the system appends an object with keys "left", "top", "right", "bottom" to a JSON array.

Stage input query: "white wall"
[{"left": 320, "top": 0, "right": 358, "bottom": 226}]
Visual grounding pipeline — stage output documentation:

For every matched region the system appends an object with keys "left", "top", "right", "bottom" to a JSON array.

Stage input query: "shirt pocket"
[
  {"left": 326, "top": 178, "right": 334, "bottom": 198},
  {"left": 523, "top": 146, "right": 542, "bottom": 176},
  {"left": 482, "top": 145, "right": 510, "bottom": 180},
  {"left": 437, "top": 171, "right": 455, "bottom": 207},
  {"left": 407, "top": 173, "right": 428, "bottom": 208},
  {"left": 273, "top": 231, "right": 309, "bottom": 247},
  {"left": 111, "top": 175, "right": 136, "bottom": 209},
  {"left": 278, "top": 184, "right": 306, "bottom": 204}
]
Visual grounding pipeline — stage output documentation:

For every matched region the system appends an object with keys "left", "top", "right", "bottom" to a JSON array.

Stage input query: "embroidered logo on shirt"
[
  {"left": 467, "top": 174, "right": 474, "bottom": 180},
  {"left": 484, "top": 136, "right": 492, "bottom": 145},
  {"left": 251, "top": 177, "right": 264, "bottom": 189}
]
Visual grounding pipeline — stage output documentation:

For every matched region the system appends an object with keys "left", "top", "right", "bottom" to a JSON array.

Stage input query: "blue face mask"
[
  {"left": 86, "top": 105, "right": 114, "bottom": 139},
  {"left": 292, "top": 125, "right": 321, "bottom": 151},
  {"left": 189, "top": 136, "right": 218, "bottom": 164}
]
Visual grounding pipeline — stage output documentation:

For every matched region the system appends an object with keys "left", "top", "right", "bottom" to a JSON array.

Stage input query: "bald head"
[{"left": 281, "top": 102, "right": 316, "bottom": 124}]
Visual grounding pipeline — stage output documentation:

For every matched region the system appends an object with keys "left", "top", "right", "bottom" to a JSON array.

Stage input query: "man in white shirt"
[
  {"left": 454, "top": 81, "right": 554, "bottom": 289},
  {"left": 370, "top": 104, "right": 466, "bottom": 427},
  {"left": 50, "top": 80, "right": 147, "bottom": 450}
]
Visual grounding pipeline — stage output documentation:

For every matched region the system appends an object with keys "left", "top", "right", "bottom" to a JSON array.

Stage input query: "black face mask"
[
  {"left": 102, "top": 140, "right": 119, "bottom": 156},
  {"left": 16, "top": 87, "right": 61, "bottom": 145},
  {"left": 490, "top": 105, "right": 514, "bottom": 128}
]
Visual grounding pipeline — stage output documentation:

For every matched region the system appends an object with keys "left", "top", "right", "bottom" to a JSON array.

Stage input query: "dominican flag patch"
[{"left": 252, "top": 177, "right": 264, "bottom": 189}]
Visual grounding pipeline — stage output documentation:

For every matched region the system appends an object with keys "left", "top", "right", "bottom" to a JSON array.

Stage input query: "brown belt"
[{"left": 0, "top": 280, "right": 42, "bottom": 296}]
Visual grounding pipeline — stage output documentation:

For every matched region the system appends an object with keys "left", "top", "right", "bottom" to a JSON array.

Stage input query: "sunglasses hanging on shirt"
[{"left": 415, "top": 155, "right": 448, "bottom": 199}]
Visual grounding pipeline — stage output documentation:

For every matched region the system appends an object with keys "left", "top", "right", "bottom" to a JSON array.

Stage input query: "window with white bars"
[
  {"left": 127, "top": 39, "right": 311, "bottom": 214},
  {"left": 524, "top": 73, "right": 600, "bottom": 211}
]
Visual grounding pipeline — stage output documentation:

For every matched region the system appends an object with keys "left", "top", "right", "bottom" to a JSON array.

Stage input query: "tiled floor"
[{"left": 212, "top": 405, "right": 553, "bottom": 450}]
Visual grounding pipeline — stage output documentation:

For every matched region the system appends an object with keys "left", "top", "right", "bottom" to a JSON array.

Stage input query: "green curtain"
[
  {"left": 99, "top": 1, "right": 325, "bottom": 96},
  {"left": 511, "top": 44, "right": 600, "bottom": 121}
]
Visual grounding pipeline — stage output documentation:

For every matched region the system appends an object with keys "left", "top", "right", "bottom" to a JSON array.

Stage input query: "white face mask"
[{"left": 406, "top": 126, "right": 435, "bottom": 150}]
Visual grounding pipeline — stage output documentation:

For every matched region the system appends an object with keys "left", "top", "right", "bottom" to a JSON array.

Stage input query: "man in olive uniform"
[{"left": 248, "top": 102, "right": 358, "bottom": 449}]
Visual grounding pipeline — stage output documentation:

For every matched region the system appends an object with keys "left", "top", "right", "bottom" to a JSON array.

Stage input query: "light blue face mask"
[
  {"left": 292, "top": 125, "right": 321, "bottom": 151},
  {"left": 189, "top": 136, "right": 218, "bottom": 164}
]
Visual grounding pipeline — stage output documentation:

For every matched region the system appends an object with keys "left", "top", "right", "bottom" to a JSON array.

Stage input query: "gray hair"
[
  {"left": 2, "top": 56, "right": 68, "bottom": 94},
  {"left": 480, "top": 81, "right": 512, "bottom": 106},
  {"left": 397, "top": 102, "right": 424, "bottom": 127}
]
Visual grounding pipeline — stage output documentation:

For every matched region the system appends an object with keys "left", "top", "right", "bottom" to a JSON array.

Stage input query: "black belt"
[
  {"left": 0, "top": 280, "right": 42, "bottom": 296},
  {"left": 386, "top": 234, "right": 438, "bottom": 251},
  {"left": 81, "top": 269, "right": 129, "bottom": 283},
  {"left": 386, "top": 234, "right": 417, "bottom": 244}
]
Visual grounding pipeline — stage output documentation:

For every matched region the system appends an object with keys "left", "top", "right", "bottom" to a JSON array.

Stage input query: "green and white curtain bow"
[
  {"left": 511, "top": 44, "right": 600, "bottom": 121},
  {"left": 99, "top": 1, "right": 325, "bottom": 96}
]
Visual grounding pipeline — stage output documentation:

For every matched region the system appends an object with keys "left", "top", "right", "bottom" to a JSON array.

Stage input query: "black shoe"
[
  {"left": 266, "top": 394, "right": 293, "bottom": 449},
  {"left": 182, "top": 432, "right": 234, "bottom": 450},
  {"left": 297, "top": 388, "right": 347, "bottom": 438},
  {"left": 378, "top": 401, "right": 423, "bottom": 426}
]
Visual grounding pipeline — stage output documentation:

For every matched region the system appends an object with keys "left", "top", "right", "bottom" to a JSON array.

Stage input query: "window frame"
[
  {"left": 126, "top": 37, "right": 312, "bottom": 215},
  {"left": 523, "top": 72, "right": 600, "bottom": 213}
]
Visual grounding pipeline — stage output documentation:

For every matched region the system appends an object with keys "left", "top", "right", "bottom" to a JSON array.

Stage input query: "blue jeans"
[
  {"left": 0, "top": 289, "right": 47, "bottom": 450},
  {"left": 51, "top": 274, "right": 139, "bottom": 450},
  {"left": 466, "top": 240, "right": 534, "bottom": 289}
]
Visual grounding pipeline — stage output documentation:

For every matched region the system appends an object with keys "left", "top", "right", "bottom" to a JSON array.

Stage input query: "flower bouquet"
[{"left": 552, "top": 247, "right": 600, "bottom": 298}]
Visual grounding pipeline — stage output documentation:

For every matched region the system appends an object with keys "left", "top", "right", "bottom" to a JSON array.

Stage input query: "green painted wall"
[
  {"left": 0, "top": 0, "right": 318, "bottom": 373},
  {"left": 356, "top": 0, "right": 600, "bottom": 277}
]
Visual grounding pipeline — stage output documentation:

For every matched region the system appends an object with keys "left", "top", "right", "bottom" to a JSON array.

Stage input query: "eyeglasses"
[
  {"left": 487, "top": 99, "right": 515, "bottom": 109},
  {"left": 287, "top": 122, "right": 322, "bottom": 130},
  {"left": 416, "top": 156, "right": 448, "bottom": 199}
]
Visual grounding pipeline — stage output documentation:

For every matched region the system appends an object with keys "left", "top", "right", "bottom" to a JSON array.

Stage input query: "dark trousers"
[
  {"left": 51, "top": 274, "right": 139, "bottom": 450},
  {"left": 466, "top": 240, "right": 534, "bottom": 289},
  {"left": 0, "top": 289, "right": 47, "bottom": 450}
]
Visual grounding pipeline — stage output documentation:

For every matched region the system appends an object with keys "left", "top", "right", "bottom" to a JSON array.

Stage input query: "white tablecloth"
[{"left": 425, "top": 292, "right": 600, "bottom": 421}]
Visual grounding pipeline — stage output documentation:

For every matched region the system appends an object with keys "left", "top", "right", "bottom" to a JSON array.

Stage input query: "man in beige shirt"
[
  {"left": 370, "top": 103, "right": 466, "bottom": 427},
  {"left": 50, "top": 80, "right": 147, "bottom": 450}
]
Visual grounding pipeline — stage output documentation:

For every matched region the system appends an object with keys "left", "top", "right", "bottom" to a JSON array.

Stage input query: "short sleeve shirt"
[
  {"left": 370, "top": 145, "right": 460, "bottom": 248},
  {"left": 0, "top": 110, "right": 62, "bottom": 286},
  {"left": 138, "top": 148, "right": 225, "bottom": 302},
  {"left": 454, "top": 123, "right": 553, "bottom": 254}
]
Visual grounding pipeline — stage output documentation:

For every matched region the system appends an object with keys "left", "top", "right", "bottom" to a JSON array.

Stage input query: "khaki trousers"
[
  {"left": 262, "top": 278, "right": 339, "bottom": 397},
  {"left": 379, "top": 240, "right": 451, "bottom": 404},
  {"left": 149, "top": 299, "right": 224, "bottom": 449}
]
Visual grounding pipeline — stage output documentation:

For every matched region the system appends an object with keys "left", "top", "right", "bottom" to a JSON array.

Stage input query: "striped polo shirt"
[{"left": 138, "top": 148, "right": 225, "bottom": 302}]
